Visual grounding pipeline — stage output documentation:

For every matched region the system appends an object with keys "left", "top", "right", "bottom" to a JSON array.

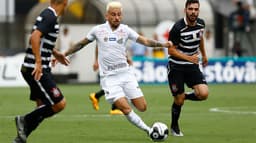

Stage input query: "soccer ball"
[{"left": 149, "top": 122, "right": 169, "bottom": 142}]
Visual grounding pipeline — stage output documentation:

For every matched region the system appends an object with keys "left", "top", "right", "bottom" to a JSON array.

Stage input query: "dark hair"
[
  {"left": 185, "top": 0, "right": 200, "bottom": 8},
  {"left": 236, "top": 1, "right": 243, "bottom": 8},
  {"left": 51, "top": 0, "right": 65, "bottom": 4}
]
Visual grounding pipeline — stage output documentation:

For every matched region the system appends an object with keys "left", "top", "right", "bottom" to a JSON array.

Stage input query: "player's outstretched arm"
[
  {"left": 136, "top": 36, "right": 172, "bottom": 48},
  {"left": 64, "top": 38, "right": 91, "bottom": 57},
  {"left": 52, "top": 48, "right": 70, "bottom": 66}
]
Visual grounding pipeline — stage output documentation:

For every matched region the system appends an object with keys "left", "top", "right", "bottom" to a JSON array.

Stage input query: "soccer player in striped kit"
[
  {"left": 13, "top": 0, "right": 69, "bottom": 143},
  {"left": 167, "top": 0, "right": 209, "bottom": 137}
]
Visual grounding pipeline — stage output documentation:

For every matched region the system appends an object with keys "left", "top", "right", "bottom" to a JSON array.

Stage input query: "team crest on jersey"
[
  {"left": 104, "top": 37, "right": 108, "bottom": 42},
  {"left": 117, "top": 38, "right": 123, "bottom": 44},
  {"left": 171, "top": 84, "right": 178, "bottom": 92},
  {"left": 51, "top": 87, "right": 61, "bottom": 97},
  {"left": 117, "top": 29, "right": 126, "bottom": 37}
]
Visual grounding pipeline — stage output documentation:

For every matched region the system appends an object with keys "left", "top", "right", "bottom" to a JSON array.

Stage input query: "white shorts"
[{"left": 100, "top": 69, "right": 143, "bottom": 104}]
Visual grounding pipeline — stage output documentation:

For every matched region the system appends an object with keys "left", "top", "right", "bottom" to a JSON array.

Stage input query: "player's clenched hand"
[
  {"left": 52, "top": 49, "right": 70, "bottom": 66},
  {"left": 127, "top": 58, "right": 133, "bottom": 66},
  {"left": 93, "top": 61, "right": 99, "bottom": 71},
  {"left": 201, "top": 56, "right": 208, "bottom": 67},
  {"left": 51, "top": 58, "right": 58, "bottom": 67},
  {"left": 188, "top": 53, "right": 200, "bottom": 64},
  {"left": 32, "top": 62, "right": 43, "bottom": 81},
  {"left": 51, "top": 56, "right": 70, "bottom": 67},
  {"left": 55, "top": 54, "right": 70, "bottom": 66}
]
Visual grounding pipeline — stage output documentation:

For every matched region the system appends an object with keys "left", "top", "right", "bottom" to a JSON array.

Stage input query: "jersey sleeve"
[
  {"left": 199, "top": 18, "right": 206, "bottom": 28},
  {"left": 127, "top": 25, "right": 139, "bottom": 41},
  {"left": 168, "top": 24, "right": 180, "bottom": 46},
  {"left": 86, "top": 26, "right": 97, "bottom": 42},
  {"left": 198, "top": 18, "right": 206, "bottom": 35},
  {"left": 35, "top": 11, "right": 56, "bottom": 35}
]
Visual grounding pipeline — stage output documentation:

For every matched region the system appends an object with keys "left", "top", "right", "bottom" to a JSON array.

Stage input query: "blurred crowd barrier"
[
  {"left": 132, "top": 57, "right": 256, "bottom": 84},
  {"left": 1, "top": 55, "right": 256, "bottom": 87}
]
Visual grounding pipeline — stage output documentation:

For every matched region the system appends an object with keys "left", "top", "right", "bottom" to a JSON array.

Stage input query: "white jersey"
[{"left": 87, "top": 21, "right": 139, "bottom": 76}]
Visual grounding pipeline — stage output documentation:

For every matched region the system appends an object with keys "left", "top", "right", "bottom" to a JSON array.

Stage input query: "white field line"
[
  {"left": 209, "top": 107, "right": 256, "bottom": 115},
  {"left": 2, "top": 107, "right": 255, "bottom": 119}
]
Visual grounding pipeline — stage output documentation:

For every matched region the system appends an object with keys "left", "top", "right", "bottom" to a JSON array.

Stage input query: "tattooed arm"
[
  {"left": 64, "top": 38, "right": 92, "bottom": 57},
  {"left": 136, "top": 35, "right": 172, "bottom": 48}
]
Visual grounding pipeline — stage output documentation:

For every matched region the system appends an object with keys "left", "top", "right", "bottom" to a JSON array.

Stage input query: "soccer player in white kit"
[{"left": 63, "top": 1, "right": 172, "bottom": 137}]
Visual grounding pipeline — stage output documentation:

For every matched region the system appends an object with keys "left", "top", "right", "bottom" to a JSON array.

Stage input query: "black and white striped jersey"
[
  {"left": 168, "top": 17, "right": 205, "bottom": 65},
  {"left": 22, "top": 7, "right": 59, "bottom": 70}
]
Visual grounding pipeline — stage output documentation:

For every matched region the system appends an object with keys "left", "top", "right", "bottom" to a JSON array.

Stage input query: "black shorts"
[
  {"left": 167, "top": 62, "right": 207, "bottom": 96},
  {"left": 21, "top": 66, "right": 64, "bottom": 105}
]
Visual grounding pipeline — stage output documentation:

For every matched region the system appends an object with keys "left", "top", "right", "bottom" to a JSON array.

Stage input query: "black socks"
[
  {"left": 24, "top": 105, "right": 55, "bottom": 136},
  {"left": 95, "top": 89, "right": 105, "bottom": 99},
  {"left": 185, "top": 92, "right": 201, "bottom": 101},
  {"left": 171, "top": 103, "right": 181, "bottom": 129}
]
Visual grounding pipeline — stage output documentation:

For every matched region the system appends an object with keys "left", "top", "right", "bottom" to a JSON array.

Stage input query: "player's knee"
[
  {"left": 52, "top": 98, "right": 66, "bottom": 113},
  {"left": 137, "top": 104, "right": 147, "bottom": 112},
  {"left": 195, "top": 86, "right": 209, "bottom": 100},
  {"left": 174, "top": 94, "right": 185, "bottom": 105},
  {"left": 199, "top": 92, "right": 208, "bottom": 100},
  {"left": 175, "top": 100, "right": 184, "bottom": 106},
  {"left": 197, "top": 90, "right": 208, "bottom": 100}
]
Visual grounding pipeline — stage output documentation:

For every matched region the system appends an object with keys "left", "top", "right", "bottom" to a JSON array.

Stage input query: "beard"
[
  {"left": 110, "top": 21, "right": 121, "bottom": 29},
  {"left": 186, "top": 14, "right": 198, "bottom": 23},
  {"left": 111, "top": 24, "right": 119, "bottom": 29}
]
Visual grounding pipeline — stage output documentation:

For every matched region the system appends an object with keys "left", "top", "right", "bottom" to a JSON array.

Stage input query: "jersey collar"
[
  {"left": 106, "top": 21, "right": 120, "bottom": 32},
  {"left": 48, "top": 6, "right": 58, "bottom": 17},
  {"left": 184, "top": 17, "right": 188, "bottom": 25},
  {"left": 184, "top": 17, "right": 197, "bottom": 27}
]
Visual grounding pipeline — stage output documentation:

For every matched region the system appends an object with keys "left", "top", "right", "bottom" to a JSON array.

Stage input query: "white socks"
[{"left": 125, "top": 110, "right": 150, "bottom": 133}]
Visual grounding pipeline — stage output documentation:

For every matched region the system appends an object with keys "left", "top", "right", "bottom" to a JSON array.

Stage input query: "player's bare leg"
[
  {"left": 114, "top": 97, "right": 150, "bottom": 133},
  {"left": 131, "top": 96, "right": 147, "bottom": 112}
]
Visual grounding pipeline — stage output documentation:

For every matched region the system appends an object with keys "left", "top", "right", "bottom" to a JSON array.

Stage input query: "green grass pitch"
[{"left": 0, "top": 83, "right": 256, "bottom": 143}]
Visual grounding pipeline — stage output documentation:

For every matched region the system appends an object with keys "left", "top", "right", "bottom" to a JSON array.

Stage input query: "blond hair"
[{"left": 106, "top": 1, "right": 123, "bottom": 12}]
